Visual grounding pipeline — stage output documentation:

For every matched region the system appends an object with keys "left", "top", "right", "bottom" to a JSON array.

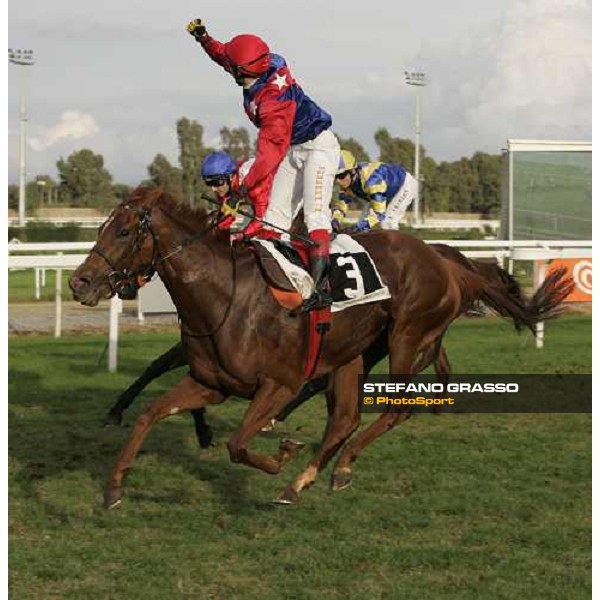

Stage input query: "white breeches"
[
  {"left": 382, "top": 172, "right": 418, "bottom": 230},
  {"left": 265, "top": 129, "right": 340, "bottom": 233}
]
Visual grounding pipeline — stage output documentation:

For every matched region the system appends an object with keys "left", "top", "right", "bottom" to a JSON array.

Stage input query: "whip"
[{"left": 200, "top": 193, "right": 317, "bottom": 247}]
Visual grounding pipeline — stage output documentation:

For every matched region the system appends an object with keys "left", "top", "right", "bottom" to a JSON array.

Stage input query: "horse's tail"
[
  {"left": 448, "top": 261, "right": 573, "bottom": 336},
  {"left": 432, "top": 245, "right": 526, "bottom": 329},
  {"left": 447, "top": 261, "right": 537, "bottom": 335},
  {"left": 526, "top": 267, "right": 574, "bottom": 323},
  {"left": 471, "top": 261, "right": 523, "bottom": 302},
  {"left": 470, "top": 261, "right": 526, "bottom": 330}
]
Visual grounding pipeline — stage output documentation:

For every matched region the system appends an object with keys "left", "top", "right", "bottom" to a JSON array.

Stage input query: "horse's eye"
[{"left": 119, "top": 228, "right": 130, "bottom": 237}]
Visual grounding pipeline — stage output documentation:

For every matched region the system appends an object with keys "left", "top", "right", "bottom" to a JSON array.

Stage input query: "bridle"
[
  {"left": 91, "top": 203, "right": 236, "bottom": 337},
  {"left": 92, "top": 207, "right": 161, "bottom": 300}
]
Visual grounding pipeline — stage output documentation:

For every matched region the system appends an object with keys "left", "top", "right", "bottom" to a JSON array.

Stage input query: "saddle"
[
  {"left": 250, "top": 239, "right": 308, "bottom": 309},
  {"left": 247, "top": 235, "right": 391, "bottom": 378},
  {"left": 249, "top": 235, "right": 391, "bottom": 312}
]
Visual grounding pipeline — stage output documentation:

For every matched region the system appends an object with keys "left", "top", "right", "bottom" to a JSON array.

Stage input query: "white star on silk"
[{"left": 272, "top": 73, "right": 288, "bottom": 90}]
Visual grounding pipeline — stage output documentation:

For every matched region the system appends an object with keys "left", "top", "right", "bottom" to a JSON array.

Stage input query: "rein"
[{"left": 179, "top": 243, "right": 238, "bottom": 338}]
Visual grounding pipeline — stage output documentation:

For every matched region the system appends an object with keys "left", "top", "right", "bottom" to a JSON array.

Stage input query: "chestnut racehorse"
[
  {"left": 70, "top": 187, "right": 570, "bottom": 506},
  {"left": 102, "top": 244, "right": 527, "bottom": 441}
]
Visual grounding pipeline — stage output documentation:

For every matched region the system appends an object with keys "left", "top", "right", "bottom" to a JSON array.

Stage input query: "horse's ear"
[
  {"left": 146, "top": 186, "right": 165, "bottom": 205},
  {"left": 127, "top": 185, "right": 164, "bottom": 207}
]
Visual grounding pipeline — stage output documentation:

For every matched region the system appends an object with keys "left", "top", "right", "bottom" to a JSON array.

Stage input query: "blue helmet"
[{"left": 200, "top": 152, "right": 238, "bottom": 179}]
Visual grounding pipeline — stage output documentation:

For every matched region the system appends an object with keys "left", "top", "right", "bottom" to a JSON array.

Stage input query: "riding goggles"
[
  {"left": 230, "top": 52, "right": 270, "bottom": 80},
  {"left": 203, "top": 176, "right": 229, "bottom": 187}
]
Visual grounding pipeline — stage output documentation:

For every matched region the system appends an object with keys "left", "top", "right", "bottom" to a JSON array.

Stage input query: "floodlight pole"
[
  {"left": 8, "top": 49, "right": 35, "bottom": 227},
  {"left": 405, "top": 71, "right": 426, "bottom": 225}
]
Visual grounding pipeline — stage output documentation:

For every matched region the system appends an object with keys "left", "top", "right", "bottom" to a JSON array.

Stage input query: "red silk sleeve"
[
  {"left": 199, "top": 35, "right": 232, "bottom": 74},
  {"left": 242, "top": 97, "right": 295, "bottom": 191}
]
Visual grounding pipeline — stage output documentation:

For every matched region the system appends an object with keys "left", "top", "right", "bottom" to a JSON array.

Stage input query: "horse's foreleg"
[
  {"left": 226, "top": 379, "right": 301, "bottom": 475},
  {"left": 276, "top": 356, "right": 363, "bottom": 504},
  {"left": 191, "top": 408, "right": 213, "bottom": 448},
  {"left": 104, "top": 375, "right": 224, "bottom": 509},
  {"left": 104, "top": 342, "right": 187, "bottom": 426}
]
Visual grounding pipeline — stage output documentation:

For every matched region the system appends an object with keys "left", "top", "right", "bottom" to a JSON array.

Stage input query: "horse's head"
[{"left": 70, "top": 187, "right": 162, "bottom": 306}]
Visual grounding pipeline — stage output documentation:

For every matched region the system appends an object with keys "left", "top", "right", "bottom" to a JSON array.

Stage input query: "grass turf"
[{"left": 8, "top": 315, "right": 591, "bottom": 599}]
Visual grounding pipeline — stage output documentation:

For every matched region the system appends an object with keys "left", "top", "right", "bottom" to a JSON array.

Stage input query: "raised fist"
[{"left": 186, "top": 18, "right": 206, "bottom": 41}]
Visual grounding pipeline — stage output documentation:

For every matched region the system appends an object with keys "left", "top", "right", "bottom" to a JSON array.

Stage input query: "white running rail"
[{"left": 8, "top": 239, "right": 592, "bottom": 370}]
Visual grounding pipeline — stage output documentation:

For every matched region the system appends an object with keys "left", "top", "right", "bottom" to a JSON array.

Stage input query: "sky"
[{"left": 7, "top": 0, "right": 592, "bottom": 185}]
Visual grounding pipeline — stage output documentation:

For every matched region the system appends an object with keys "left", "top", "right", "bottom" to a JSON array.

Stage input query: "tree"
[
  {"left": 336, "top": 136, "right": 370, "bottom": 162},
  {"left": 220, "top": 126, "right": 253, "bottom": 160},
  {"left": 147, "top": 154, "right": 183, "bottom": 198},
  {"left": 177, "top": 117, "right": 212, "bottom": 204},
  {"left": 374, "top": 128, "right": 415, "bottom": 169},
  {"left": 33, "top": 175, "right": 59, "bottom": 207},
  {"left": 8, "top": 185, "right": 18, "bottom": 212},
  {"left": 112, "top": 183, "right": 133, "bottom": 203},
  {"left": 56, "top": 149, "right": 116, "bottom": 208},
  {"left": 419, "top": 156, "right": 439, "bottom": 214},
  {"left": 447, "top": 158, "right": 479, "bottom": 213},
  {"left": 470, "top": 152, "right": 502, "bottom": 216},
  {"left": 428, "top": 161, "right": 454, "bottom": 213}
]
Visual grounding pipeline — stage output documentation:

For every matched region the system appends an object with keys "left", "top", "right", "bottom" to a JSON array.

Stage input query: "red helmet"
[{"left": 225, "top": 34, "right": 271, "bottom": 78}]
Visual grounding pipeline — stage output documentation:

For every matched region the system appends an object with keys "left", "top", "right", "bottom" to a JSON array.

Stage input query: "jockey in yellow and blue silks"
[{"left": 332, "top": 150, "right": 418, "bottom": 233}]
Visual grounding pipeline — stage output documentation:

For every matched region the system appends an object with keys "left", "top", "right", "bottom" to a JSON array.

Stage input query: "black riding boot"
[{"left": 302, "top": 254, "right": 333, "bottom": 312}]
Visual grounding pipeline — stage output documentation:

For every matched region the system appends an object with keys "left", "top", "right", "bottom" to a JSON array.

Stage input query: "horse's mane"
[{"left": 128, "top": 186, "right": 213, "bottom": 231}]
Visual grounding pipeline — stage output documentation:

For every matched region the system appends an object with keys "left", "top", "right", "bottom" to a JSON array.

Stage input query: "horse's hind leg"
[
  {"left": 330, "top": 329, "right": 419, "bottom": 490},
  {"left": 434, "top": 345, "right": 451, "bottom": 384},
  {"left": 104, "top": 375, "right": 224, "bottom": 509},
  {"left": 275, "top": 356, "right": 363, "bottom": 504},
  {"left": 433, "top": 345, "right": 451, "bottom": 415},
  {"left": 274, "top": 375, "right": 329, "bottom": 422}
]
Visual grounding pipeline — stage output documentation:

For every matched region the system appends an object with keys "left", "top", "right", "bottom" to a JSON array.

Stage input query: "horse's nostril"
[{"left": 70, "top": 276, "right": 90, "bottom": 291}]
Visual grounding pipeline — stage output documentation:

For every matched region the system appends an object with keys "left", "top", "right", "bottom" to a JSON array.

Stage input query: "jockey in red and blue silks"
[
  {"left": 187, "top": 19, "right": 340, "bottom": 311},
  {"left": 201, "top": 151, "right": 272, "bottom": 238}
]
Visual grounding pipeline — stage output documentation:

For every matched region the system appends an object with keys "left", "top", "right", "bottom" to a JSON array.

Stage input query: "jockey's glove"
[
  {"left": 231, "top": 182, "right": 249, "bottom": 201},
  {"left": 186, "top": 18, "right": 207, "bottom": 41},
  {"left": 343, "top": 220, "right": 370, "bottom": 235},
  {"left": 331, "top": 218, "right": 342, "bottom": 233},
  {"left": 220, "top": 197, "right": 240, "bottom": 218}
]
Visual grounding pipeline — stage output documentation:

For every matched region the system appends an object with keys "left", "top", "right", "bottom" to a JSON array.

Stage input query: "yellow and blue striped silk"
[{"left": 332, "top": 161, "right": 408, "bottom": 229}]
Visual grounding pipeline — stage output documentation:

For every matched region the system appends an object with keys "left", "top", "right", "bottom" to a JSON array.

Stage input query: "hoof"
[
  {"left": 279, "top": 438, "right": 306, "bottom": 456},
  {"left": 331, "top": 469, "right": 353, "bottom": 491},
  {"left": 273, "top": 485, "right": 300, "bottom": 505},
  {"left": 103, "top": 412, "right": 123, "bottom": 428},
  {"left": 196, "top": 428, "right": 213, "bottom": 449},
  {"left": 104, "top": 487, "right": 123, "bottom": 510},
  {"left": 260, "top": 419, "right": 277, "bottom": 433}
]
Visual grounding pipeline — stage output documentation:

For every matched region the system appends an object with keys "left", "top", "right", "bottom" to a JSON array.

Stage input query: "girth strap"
[{"left": 304, "top": 308, "right": 332, "bottom": 379}]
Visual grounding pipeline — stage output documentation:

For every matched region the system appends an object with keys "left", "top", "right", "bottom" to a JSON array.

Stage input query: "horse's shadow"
[{"left": 8, "top": 366, "right": 291, "bottom": 516}]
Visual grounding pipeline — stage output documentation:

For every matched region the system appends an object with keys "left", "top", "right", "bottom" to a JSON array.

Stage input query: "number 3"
[{"left": 336, "top": 255, "right": 364, "bottom": 299}]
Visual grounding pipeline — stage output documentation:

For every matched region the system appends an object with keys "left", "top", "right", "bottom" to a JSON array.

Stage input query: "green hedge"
[{"left": 8, "top": 222, "right": 98, "bottom": 243}]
